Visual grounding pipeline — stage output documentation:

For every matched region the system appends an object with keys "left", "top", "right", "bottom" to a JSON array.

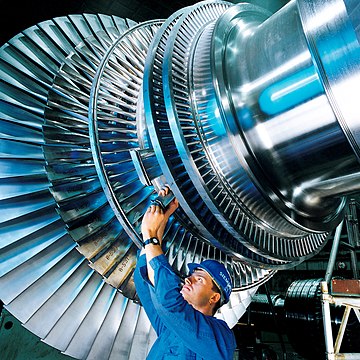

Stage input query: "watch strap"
[{"left": 143, "top": 237, "right": 160, "bottom": 247}]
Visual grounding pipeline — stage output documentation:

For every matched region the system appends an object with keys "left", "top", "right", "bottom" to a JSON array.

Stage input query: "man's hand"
[
  {"left": 141, "top": 186, "right": 179, "bottom": 242},
  {"left": 141, "top": 186, "right": 178, "bottom": 286}
]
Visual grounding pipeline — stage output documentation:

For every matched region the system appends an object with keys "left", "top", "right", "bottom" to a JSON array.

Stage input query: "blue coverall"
[{"left": 134, "top": 253, "right": 236, "bottom": 359}]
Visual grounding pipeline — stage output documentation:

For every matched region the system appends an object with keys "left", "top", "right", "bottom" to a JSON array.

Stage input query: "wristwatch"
[{"left": 143, "top": 237, "right": 160, "bottom": 247}]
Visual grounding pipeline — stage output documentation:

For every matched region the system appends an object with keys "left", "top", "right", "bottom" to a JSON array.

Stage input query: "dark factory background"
[
  {"left": 0, "top": 0, "right": 290, "bottom": 47},
  {"left": 0, "top": 0, "right": 359, "bottom": 359}
]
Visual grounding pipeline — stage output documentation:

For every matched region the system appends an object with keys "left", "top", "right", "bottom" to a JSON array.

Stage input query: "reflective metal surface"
[
  {"left": 0, "top": 14, "right": 157, "bottom": 359},
  {"left": 219, "top": 0, "right": 360, "bottom": 231},
  {"left": 1, "top": 0, "right": 360, "bottom": 358}
]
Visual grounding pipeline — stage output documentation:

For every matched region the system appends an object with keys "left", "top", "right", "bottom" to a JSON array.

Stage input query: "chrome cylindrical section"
[{"left": 214, "top": 0, "right": 360, "bottom": 234}]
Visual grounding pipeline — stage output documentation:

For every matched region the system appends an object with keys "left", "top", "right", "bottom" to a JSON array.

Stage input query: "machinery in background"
[
  {"left": 236, "top": 201, "right": 360, "bottom": 360},
  {"left": 238, "top": 279, "right": 359, "bottom": 359}
]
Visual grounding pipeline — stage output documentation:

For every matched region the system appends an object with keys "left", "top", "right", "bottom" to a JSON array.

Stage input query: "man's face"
[{"left": 180, "top": 268, "right": 219, "bottom": 309}]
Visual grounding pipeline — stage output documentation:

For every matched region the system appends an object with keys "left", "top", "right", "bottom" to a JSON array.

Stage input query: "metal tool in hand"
[{"left": 151, "top": 189, "right": 175, "bottom": 210}]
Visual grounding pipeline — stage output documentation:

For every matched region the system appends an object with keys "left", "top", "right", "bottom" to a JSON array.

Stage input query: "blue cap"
[{"left": 187, "top": 260, "right": 232, "bottom": 305}]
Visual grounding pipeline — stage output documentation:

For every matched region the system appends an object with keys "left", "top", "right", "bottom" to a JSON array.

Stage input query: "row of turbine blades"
[
  {"left": 0, "top": 4, "right": 272, "bottom": 359},
  {"left": 0, "top": 13, "right": 157, "bottom": 359}
]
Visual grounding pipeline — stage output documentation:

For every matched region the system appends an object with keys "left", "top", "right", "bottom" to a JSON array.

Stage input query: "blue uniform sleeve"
[
  {"left": 149, "top": 254, "right": 236, "bottom": 360},
  {"left": 133, "top": 253, "right": 165, "bottom": 336}
]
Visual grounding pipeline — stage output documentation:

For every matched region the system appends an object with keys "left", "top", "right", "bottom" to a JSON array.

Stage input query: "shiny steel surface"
[
  {"left": 144, "top": 1, "right": 294, "bottom": 267},
  {"left": 196, "top": 0, "right": 360, "bottom": 263},
  {"left": 0, "top": 15, "right": 159, "bottom": 359},
  {"left": 1, "top": 0, "right": 360, "bottom": 358},
  {"left": 299, "top": 0, "right": 360, "bottom": 161},
  {"left": 89, "top": 20, "right": 164, "bottom": 250},
  {"left": 42, "top": 8, "right": 271, "bottom": 290},
  {"left": 215, "top": 0, "right": 359, "bottom": 234}
]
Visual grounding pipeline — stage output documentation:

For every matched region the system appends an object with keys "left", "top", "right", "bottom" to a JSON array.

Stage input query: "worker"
[{"left": 134, "top": 186, "right": 236, "bottom": 359}]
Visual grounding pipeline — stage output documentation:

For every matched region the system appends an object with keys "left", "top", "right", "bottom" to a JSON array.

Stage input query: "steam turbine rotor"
[{"left": 1, "top": 0, "right": 360, "bottom": 358}]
